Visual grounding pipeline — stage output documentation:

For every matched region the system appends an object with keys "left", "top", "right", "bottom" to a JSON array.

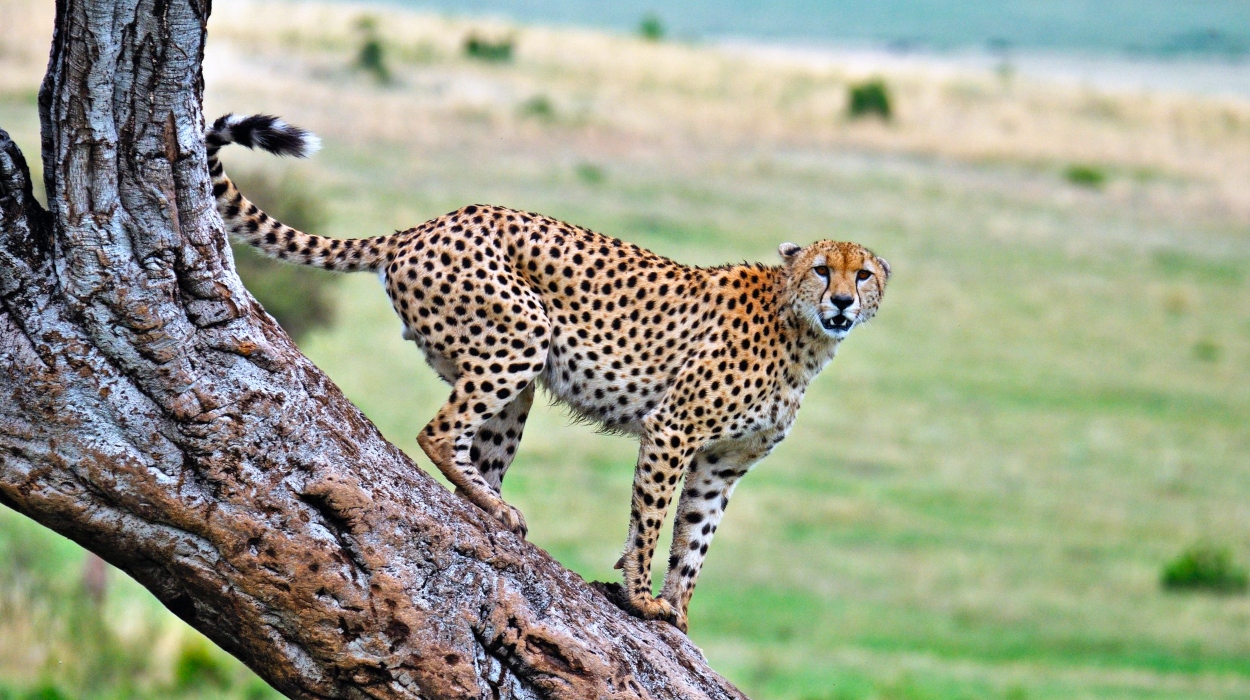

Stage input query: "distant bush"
[
  {"left": 1162, "top": 544, "right": 1248, "bottom": 594},
  {"left": 174, "top": 636, "right": 230, "bottom": 689},
  {"left": 639, "top": 13, "right": 665, "bottom": 42},
  {"left": 464, "top": 33, "right": 514, "bottom": 62},
  {"left": 354, "top": 16, "right": 390, "bottom": 83},
  {"left": 848, "top": 79, "right": 892, "bottom": 120},
  {"left": 228, "top": 170, "right": 338, "bottom": 342},
  {"left": 357, "top": 38, "right": 389, "bottom": 82},
  {"left": 519, "top": 94, "right": 556, "bottom": 121},
  {"left": 1064, "top": 164, "right": 1106, "bottom": 188},
  {"left": 18, "top": 685, "right": 71, "bottom": 700}
]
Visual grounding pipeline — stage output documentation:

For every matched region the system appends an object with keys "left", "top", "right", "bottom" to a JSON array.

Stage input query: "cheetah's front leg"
[
  {"left": 659, "top": 447, "right": 765, "bottom": 631},
  {"left": 617, "top": 427, "right": 701, "bottom": 628}
]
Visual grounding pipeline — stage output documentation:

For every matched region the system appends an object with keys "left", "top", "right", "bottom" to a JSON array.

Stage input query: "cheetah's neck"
[{"left": 768, "top": 271, "right": 839, "bottom": 391}]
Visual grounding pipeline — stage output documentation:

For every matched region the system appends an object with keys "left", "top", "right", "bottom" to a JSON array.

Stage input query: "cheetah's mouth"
[{"left": 821, "top": 315, "right": 853, "bottom": 332}]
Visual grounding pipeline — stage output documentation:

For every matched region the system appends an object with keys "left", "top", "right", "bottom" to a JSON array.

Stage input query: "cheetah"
[{"left": 206, "top": 114, "right": 891, "bottom": 632}]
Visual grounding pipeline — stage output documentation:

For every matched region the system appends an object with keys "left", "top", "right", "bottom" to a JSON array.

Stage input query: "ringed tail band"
[{"left": 206, "top": 113, "right": 388, "bottom": 272}]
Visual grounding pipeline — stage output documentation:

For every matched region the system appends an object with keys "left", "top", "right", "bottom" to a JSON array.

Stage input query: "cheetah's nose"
[{"left": 831, "top": 294, "right": 854, "bottom": 310}]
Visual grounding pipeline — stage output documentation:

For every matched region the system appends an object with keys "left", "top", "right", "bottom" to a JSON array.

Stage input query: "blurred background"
[{"left": 1, "top": 1, "right": 1249, "bottom": 698}]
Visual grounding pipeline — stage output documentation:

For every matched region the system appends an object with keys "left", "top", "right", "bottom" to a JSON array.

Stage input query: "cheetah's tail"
[{"left": 206, "top": 114, "right": 388, "bottom": 272}]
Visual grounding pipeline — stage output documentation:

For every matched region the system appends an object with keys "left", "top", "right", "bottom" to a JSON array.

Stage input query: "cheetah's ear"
[
  {"left": 876, "top": 256, "right": 892, "bottom": 281},
  {"left": 778, "top": 242, "right": 802, "bottom": 263}
]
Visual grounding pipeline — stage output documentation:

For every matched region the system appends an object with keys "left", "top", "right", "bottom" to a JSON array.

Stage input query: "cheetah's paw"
[
  {"left": 493, "top": 502, "right": 528, "bottom": 538},
  {"left": 629, "top": 593, "right": 685, "bottom": 632}
]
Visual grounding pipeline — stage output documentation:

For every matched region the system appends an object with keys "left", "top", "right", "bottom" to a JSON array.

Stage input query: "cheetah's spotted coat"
[{"left": 206, "top": 114, "right": 891, "bottom": 632}]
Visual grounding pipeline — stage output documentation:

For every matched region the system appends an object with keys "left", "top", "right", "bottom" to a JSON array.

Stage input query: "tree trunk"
[{"left": 0, "top": 0, "right": 747, "bottom": 697}]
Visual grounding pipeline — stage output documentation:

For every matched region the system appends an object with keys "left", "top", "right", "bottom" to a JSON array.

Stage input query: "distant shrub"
[
  {"left": 575, "top": 162, "right": 606, "bottom": 184},
  {"left": 354, "top": 16, "right": 390, "bottom": 83},
  {"left": 848, "top": 79, "right": 892, "bottom": 120},
  {"left": 639, "top": 13, "right": 665, "bottom": 42},
  {"left": 357, "top": 38, "right": 389, "bottom": 82},
  {"left": 1064, "top": 164, "right": 1106, "bottom": 188},
  {"left": 244, "top": 678, "right": 282, "bottom": 700},
  {"left": 174, "top": 637, "right": 229, "bottom": 689},
  {"left": 20, "top": 685, "right": 71, "bottom": 700},
  {"left": 1162, "top": 544, "right": 1248, "bottom": 593},
  {"left": 519, "top": 94, "right": 556, "bottom": 121},
  {"left": 464, "top": 33, "right": 514, "bottom": 62},
  {"left": 228, "top": 170, "right": 338, "bottom": 341}
]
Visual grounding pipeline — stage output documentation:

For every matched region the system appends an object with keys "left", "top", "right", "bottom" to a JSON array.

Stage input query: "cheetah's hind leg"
[
  {"left": 472, "top": 383, "right": 535, "bottom": 494},
  {"left": 415, "top": 316, "right": 549, "bottom": 538}
]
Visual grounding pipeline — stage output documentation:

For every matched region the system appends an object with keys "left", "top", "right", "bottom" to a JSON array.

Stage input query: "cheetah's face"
[{"left": 779, "top": 240, "right": 891, "bottom": 340}]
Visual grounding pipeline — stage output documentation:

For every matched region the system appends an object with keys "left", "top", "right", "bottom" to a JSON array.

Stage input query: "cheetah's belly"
[{"left": 538, "top": 328, "right": 687, "bottom": 435}]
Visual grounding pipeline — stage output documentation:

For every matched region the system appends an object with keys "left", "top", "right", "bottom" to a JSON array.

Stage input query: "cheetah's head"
[{"left": 778, "top": 240, "right": 890, "bottom": 341}]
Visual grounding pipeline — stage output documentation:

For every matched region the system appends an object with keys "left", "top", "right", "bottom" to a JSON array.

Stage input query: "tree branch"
[{"left": 0, "top": 0, "right": 748, "bottom": 697}]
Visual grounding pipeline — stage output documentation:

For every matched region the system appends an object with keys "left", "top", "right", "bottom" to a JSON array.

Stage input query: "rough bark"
[{"left": 0, "top": 0, "right": 748, "bottom": 698}]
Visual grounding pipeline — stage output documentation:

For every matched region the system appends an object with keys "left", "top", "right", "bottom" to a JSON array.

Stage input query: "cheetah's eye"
[
  {"left": 856, "top": 270, "right": 873, "bottom": 282},
  {"left": 813, "top": 265, "right": 830, "bottom": 277}
]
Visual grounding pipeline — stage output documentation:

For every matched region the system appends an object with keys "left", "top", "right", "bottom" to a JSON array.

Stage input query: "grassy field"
[{"left": 2, "top": 1, "right": 1250, "bottom": 698}]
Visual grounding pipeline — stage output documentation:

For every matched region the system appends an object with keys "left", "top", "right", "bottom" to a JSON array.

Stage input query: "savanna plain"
[{"left": 1, "top": 1, "right": 1249, "bottom": 699}]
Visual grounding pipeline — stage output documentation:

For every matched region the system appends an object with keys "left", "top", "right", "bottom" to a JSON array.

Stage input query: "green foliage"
[
  {"left": 1064, "top": 164, "right": 1106, "bottom": 188},
  {"left": 519, "top": 94, "right": 555, "bottom": 121},
  {"left": 639, "top": 13, "right": 665, "bottom": 42},
  {"left": 1162, "top": 544, "right": 1249, "bottom": 593},
  {"left": 227, "top": 170, "right": 338, "bottom": 342},
  {"left": 464, "top": 33, "right": 514, "bottom": 63},
  {"left": 20, "top": 685, "right": 71, "bottom": 700},
  {"left": 242, "top": 678, "right": 281, "bottom": 700},
  {"left": 357, "top": 39, "right": 389, "bottom": 83},
  {"left": 848, "top": 78, "right": 892, "bottom": 120},
  {"left": 354, "top": 15, "right": 390, "bottom": 83},
  {"left": 173, "top": 637, "right": 229, "bottom": 690}
]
